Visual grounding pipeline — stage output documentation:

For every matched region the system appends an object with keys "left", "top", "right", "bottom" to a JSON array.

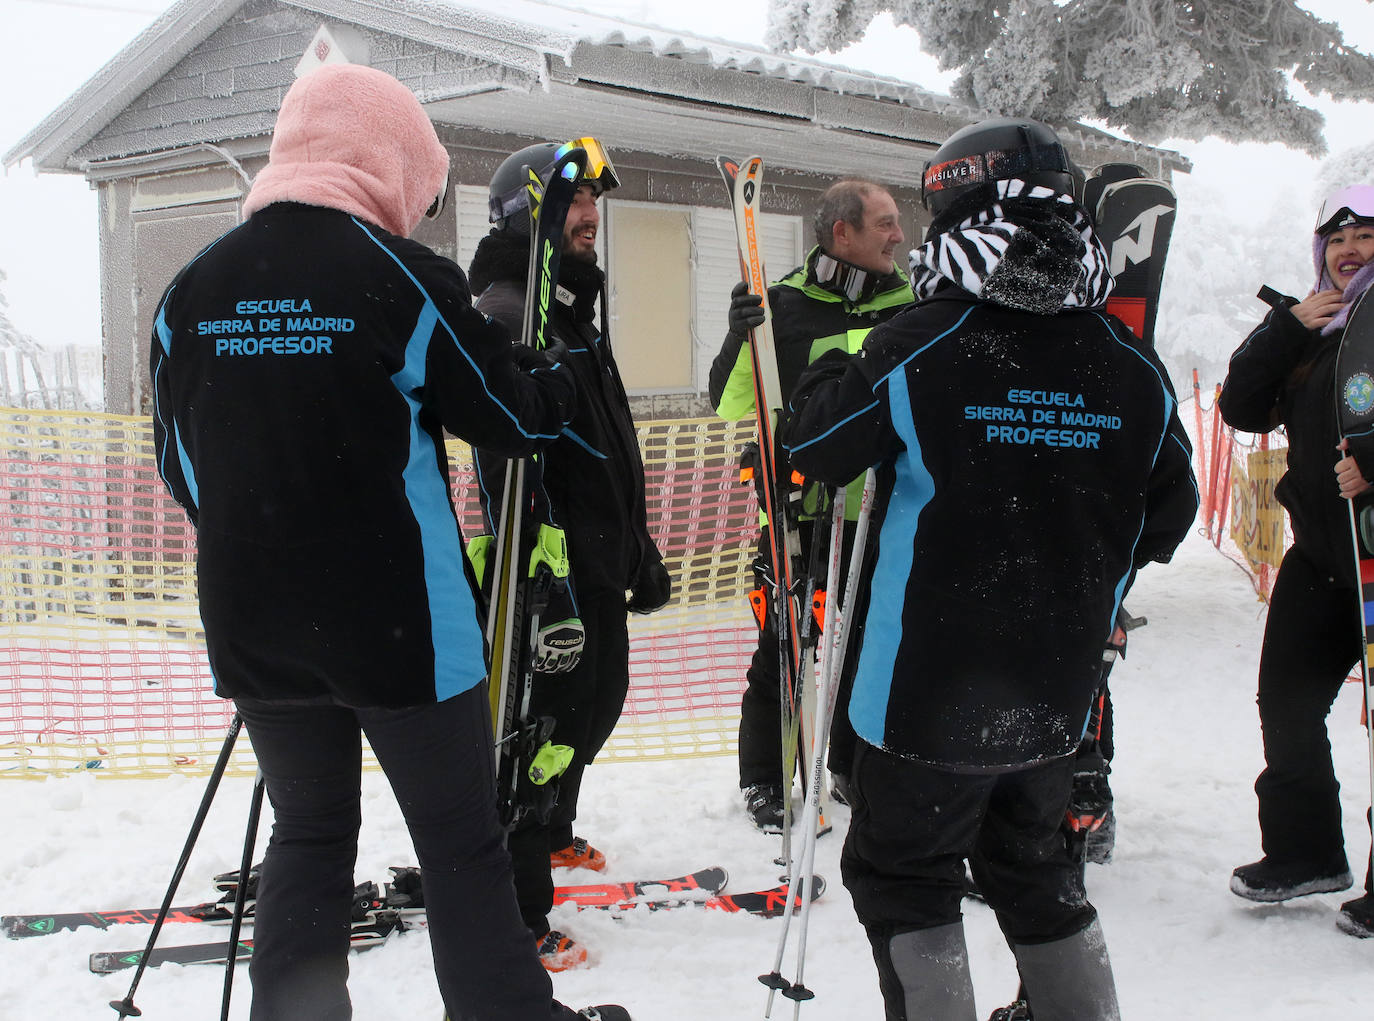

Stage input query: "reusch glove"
[
  {"left": 534, "top": 617, "right": 584, "bottom": 673},
  {"left": 727, "top": 281, "right": 765, "bottom": 337},
  {"left": 627, "top": 560, "right": 672, "bottom": 615}
]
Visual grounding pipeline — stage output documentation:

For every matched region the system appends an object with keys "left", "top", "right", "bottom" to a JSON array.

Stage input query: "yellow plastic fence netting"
[{"left": 1, "top": 407, "right": 760, "bottom": 778}]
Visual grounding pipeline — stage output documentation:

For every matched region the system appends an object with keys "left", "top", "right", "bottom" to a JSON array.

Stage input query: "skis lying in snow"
[
  {"left": 5, "top": 900, "right": 239, "bottom": 938},
  {"left": 86, "top": 875, "right": 824, "bottom": 974},
  {"left": 89, "top": 917, "right": 402, "bottom": 974},
  {"left": 7, "top": 866, "right": 728, "bottom": 939}
]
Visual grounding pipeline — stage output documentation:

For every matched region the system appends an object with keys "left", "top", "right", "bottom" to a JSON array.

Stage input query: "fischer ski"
[
  {"left": 1084, "top": 163, "right": 1177, "bottom": 346},
  {"left": 88, "top": 875, "right": 821, "bottom": 973},
  {"left": 716, "top": 155, "right": 812, "bottom": 867},
  {"left": 16, "top": 867, "right": 727, "bottom": 939},
  {"left": 482, "top": 145, "right": 589, "bottom": 831}
]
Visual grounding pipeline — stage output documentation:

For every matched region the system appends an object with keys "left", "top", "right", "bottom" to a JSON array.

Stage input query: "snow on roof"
[
  {"left": 428, "top": 0, "right": 952, "bottom": 109},
  {"left": 4, "top": 0, "right": 1184, "bottom": 175}
]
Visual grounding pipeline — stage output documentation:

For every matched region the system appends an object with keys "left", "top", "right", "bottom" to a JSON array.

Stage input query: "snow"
[{"left": 3, "top": 530, "right": 1371, "bottom": 1019}]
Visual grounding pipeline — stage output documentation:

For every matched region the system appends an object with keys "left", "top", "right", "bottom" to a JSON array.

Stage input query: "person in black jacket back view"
[
  {"left": 468, "top": 139, "right": 671, "bottom": 972},
  {"left": 1219, "top": 184, "right": 1374, "bottom": 938},
  {"left": 150, "top": 64, "right": 630, "bottom": 1021},
  {"left": 783, "top": 118, "right": 1197, "bottom": 1020}
]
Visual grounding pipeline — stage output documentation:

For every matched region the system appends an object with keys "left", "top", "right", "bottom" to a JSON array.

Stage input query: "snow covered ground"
[{"left": 2, "top": 529, "right": 1372, "bottom": 1020}]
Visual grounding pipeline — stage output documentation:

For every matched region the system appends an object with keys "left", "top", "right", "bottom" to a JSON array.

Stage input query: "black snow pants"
[
  {"left": 842, "top": 740, "right": 1097, "bottom": 946},
  {"left": 235, "top": 687, "right": 575, "bottom": 1021},
  {"left": 509, "top": 586, "right": 630, "bottom": 935},
  {"left": 1253, "top": 543, "right": 1361, "bottom": 871}
]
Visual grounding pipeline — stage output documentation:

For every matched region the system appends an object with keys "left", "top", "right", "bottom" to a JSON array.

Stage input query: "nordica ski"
[
  {"left": 1084, "top": 163, "right": 1177, "bottom": 346},
  {"left": 16, "top": 866, "right": 727, "bottom": 938},
  {"left": 716, "top": 155, "right": 811, "bottom": 868},
  {"left": 1333, "top": 285, "right": 1374, "bottom": 873},
  {"left": 482, "top": 146, "right": 588, "bottom": 830},
  {"left": 88, "top": 876, "right": 820, "bottom": 973}
]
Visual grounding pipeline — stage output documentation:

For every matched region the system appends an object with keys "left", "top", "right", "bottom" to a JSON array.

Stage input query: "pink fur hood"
[{"left": 243, "top": 64, "right": 449, "bottom": 239}]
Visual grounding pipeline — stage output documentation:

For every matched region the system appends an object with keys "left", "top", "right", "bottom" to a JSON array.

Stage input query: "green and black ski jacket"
[{"left": 708, "top": 245, "right": 913, "bottom": 517}]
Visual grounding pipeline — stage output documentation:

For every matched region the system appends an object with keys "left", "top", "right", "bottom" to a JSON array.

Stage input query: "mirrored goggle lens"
[{"left": 557, "top": 136, "right": 620, "bottom": 193}]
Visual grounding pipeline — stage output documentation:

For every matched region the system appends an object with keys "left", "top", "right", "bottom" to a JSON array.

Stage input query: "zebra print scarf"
[{"left": 909, "top": 179, "right": 1114, "bottom": 315}]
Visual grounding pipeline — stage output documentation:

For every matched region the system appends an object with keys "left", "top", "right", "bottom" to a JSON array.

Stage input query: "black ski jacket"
[
  {"left": 467, "top": 231, "right": 662, "bottom": 598},
  {"left": 150, "top": 203, "right": 576, "bottom": 708},
  {"left": 783, "top": 289, "right": 1197, "bottom": 771},
  {"left": 1219, "top": 296, "right": 1374, "bottom": 585}
]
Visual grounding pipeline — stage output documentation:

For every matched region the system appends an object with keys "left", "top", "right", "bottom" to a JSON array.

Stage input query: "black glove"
[
  {"left": 627, "top": 560, "right": 672, "bottom": 615},
  {"left": 727, "top": 281, "right": 766, "bottom": 337},
  {"left": 512, "top": 337, "right": 570, "bottom": 373}
]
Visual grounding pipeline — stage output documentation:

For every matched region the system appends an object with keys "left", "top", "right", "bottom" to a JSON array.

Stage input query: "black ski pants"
[
  {"left": 510, "top": 585, "right": 630, "bottom": 935},
  {"left": 737, "top": 520, "right": 863, "bottom": 788},
  {"left": 842, "top": 740, "right": 1097, "bottom": 952},
  {"left": 235, "top": 687, "right": 576, "bottom": 1021},
  {"left": 1252, "top": 544, "right": 1361, "bottom": 870}
]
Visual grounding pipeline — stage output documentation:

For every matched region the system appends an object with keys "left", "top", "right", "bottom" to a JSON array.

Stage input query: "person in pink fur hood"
[
  {"left": 241, "top": 62, "right": 450, "bottom": 239},
  {"left": 150, "top": 63, "right": 633, "bottom": 1021}
]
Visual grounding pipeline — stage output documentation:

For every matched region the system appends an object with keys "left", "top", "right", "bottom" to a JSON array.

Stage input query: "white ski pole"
[
  {"left": 762, "top": 484, "right": 846, "bottom": 1017},
  {"left": 783, "top": 469, "right": 877, "bottom": 1019}
]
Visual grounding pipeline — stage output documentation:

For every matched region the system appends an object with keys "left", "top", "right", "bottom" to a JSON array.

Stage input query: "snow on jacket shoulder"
[
  {"left": 783, "top": 292, "right": 1198, "bottom": 770},
  {"left": 150, "top": 204, "right": 575, "bottom": 708}
]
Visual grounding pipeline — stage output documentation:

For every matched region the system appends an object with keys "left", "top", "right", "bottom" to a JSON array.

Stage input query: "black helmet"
[
  {"left": 921, "top": 117, "right": 1076, "bottom": 221},
  {"left": 488, "top": 137, "right": 620, "bottom": 235}
]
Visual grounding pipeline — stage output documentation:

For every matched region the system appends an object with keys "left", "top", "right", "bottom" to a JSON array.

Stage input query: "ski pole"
[
  {"left": 109, "top": 714, "right": 244, "bottom": 1019},
  {"left": 221, "top": 767, "right": 266, "bottom": 1021},
  {"left": 763, "top": 485, "right": 847, "bottom": 1016},
  {"left": 783, "top": 470, "right": 877, "bottom": 1020}
]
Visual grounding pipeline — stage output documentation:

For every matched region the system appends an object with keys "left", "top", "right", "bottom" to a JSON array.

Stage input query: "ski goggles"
[
  {"left": 489, "top": 136, "right": 620, "bottom": 224},
  {"left": 424, "top": 176, "right": 452, "bottom": 221},
  {"left": 555, "top": 136, "right": 620, "bottom": 196},
  {"left": 922, "top": 141, "right": 1071, "bottom": 205},
  {"left": 1315, "top": 185, "right": 1374, "bottom": 236}
]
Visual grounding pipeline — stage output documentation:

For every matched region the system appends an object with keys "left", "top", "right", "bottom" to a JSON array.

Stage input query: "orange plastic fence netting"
[
  {"left": 1191, "top": 370, "right": 1291, "bottom": 601},
  {"left": 1, "top": 408, "right": 760, "bottom": 778}
]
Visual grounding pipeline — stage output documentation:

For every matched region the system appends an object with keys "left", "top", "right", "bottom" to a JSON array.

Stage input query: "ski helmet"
[
  {"left": 921, "top": 117, "right": 1077, "bottom": 221},
  {"left": 488, "top": 137, "right": 620, "bottom": 235}
]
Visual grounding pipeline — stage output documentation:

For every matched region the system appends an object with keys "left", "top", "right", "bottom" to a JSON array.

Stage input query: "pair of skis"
[
  {"left": 715, "top": 155, "right": 820, "bottom": 876},
  {"left": 69, "top": 868, "right": 828, "bottom": 973},
  {"left": 484, "top": 146, "right": 588, "bottom": 829},
  {"left": 717, "top": 154, "right": 876, "bottom": 1019}
]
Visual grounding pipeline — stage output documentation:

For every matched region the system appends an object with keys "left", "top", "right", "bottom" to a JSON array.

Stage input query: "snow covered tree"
[
  {"left": 0, "top": 269, "right": 40, "bottom": 355},
  {"left": 767, "top": 0, "right": 1374, "bottom": 155}
]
